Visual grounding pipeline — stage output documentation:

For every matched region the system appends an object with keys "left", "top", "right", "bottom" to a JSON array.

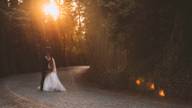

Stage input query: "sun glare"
[
  {"left": 43, "top": 1, "right": 60, "bottom": 21},
  {"left": 59, "top": 0, "right": 64, "bottom": 5}
]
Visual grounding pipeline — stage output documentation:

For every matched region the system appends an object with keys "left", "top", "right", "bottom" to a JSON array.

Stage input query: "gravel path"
[{"left": 0, "top": 66, "right": 191, "bottom": 108}]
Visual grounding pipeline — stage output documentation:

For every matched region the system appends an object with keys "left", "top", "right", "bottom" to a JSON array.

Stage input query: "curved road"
[{"left": 0, "top": 66, "right": 191, "bottom": 108}]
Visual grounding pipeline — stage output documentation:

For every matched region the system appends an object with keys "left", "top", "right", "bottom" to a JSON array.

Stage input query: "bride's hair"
[
  {"left": 45, "top": 50, "right": 53, "bottom": 58},
  {"left": 44, "top": 46, "right": 53, "bottom": 57}
]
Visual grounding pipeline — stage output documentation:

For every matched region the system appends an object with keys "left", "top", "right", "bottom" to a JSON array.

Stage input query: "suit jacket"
[
  {"left": 42, "top": 56, "right": 49, "bottom": 74},
  {"left": 40, "top": 56, "right": 49, "bottom": 91}
]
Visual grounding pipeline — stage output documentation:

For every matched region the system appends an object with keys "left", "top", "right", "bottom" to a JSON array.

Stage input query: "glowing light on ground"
[
  {"left": 147, "top": 82, "right": 155, "bottom": 90},
  {"left": 136, "top": 79, "right": 142, "bottom": 86},
  {"left": 159, "top": 89, "right": 166, "bottom": 97}
]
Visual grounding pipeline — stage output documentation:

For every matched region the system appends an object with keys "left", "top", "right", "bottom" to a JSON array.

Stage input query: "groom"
[{"left": 40, "top": 52, "right": 50, "bottom": 91}]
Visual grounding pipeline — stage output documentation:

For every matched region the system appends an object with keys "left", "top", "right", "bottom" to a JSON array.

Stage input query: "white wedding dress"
[{"left": 43, "top": 58, "right": 66, "bottom": 92}]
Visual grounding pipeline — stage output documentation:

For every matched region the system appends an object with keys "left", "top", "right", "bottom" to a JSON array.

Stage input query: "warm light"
[
  {"left": 147, "top": 82, "right": 155, "bottom": 90},
  {"left": 43, "top": 1, "right": 60, "bottom": 21},
  {"left": 82, "top": 31, "right": 86, "bottom": 34},
  {"left": 150, "top": 83, "right": 155, "bottom": 90},
  {"left": 136, "top": 79, "right": 141, "bottom": 86},
  {"left": 18, "top": 0, "right": 23, "bottom": 4},
  {"left": 71, "top": 0, "right": 78, "bottom": 11},
  {"left": 59, "top": 0, "right": 64, "bottom": 5},
  {"left": 159, "top": 89, "right": 166, "bottom": 97}
]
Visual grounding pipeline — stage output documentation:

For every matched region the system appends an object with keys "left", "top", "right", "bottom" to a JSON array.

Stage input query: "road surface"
[{"left": 0, "top": 66, "right": 191, "bottom": 108}]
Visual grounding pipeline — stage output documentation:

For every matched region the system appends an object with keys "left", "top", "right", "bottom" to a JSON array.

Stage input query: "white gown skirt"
[{"left": 43, "top": 71, "right": 66, "bottom": 92}]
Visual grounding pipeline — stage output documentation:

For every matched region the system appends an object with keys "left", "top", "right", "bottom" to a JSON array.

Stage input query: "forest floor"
[{"left": 0, "top": 66, "right": 191, "bottom": 108}]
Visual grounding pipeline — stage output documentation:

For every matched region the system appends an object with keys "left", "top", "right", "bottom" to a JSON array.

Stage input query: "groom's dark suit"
[{"left": 40, "top": 56, "right": 49, "bottom": 91}]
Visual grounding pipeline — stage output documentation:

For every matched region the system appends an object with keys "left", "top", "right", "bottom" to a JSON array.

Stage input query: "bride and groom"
[{"left": 39, "top": 52, "right": 66, "bottom": 92}]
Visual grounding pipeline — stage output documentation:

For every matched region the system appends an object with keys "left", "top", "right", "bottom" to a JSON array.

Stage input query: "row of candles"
[{"left": 135, "top": 79, "right": 166, "bottom": 97}]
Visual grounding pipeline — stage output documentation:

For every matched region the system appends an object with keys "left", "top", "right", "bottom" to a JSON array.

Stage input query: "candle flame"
[
  {"left": 159, "top": 89, "right": 166, "bottom": 97},
  {"left": 136, "top": 79, "right": 141, "bottom": 86}
]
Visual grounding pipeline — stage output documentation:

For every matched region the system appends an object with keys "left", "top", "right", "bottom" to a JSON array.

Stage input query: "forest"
[{"left": 0, "top": 0, "right": 192, "bottom": 99}]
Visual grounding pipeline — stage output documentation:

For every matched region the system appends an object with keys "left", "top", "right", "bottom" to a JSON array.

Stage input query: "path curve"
[{"left": 1, "top": 66, "right": 191, "bottom": 108}]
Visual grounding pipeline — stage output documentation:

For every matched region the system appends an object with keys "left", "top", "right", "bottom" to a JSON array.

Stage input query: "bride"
[{"left": 43, "top": 54, "right": 66, "bottom": 92}]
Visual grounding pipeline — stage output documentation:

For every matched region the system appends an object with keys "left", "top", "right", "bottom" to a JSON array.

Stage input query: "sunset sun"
[{"left": 43, "top": 1, "right": 60, "bottom": 21}]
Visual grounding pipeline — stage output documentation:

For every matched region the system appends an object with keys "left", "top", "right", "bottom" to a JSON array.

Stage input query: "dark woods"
[
  {"left": 0, "top": 0, "right": 192, "bottom": 100},
  {"left": 85, "top": 0, "right": 192, "bottom": 99},
  {"left": 0, "top": 0, "right": 88, "bottom": 76}
]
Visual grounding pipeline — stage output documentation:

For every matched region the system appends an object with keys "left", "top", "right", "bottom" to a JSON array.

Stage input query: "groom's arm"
[{"left": 41, "top": 58, "right": 47, "bottom": 73}]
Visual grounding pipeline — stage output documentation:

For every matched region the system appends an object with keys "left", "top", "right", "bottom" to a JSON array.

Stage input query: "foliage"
[
  {"left": 85, "top": 0, "right": 192, "bottom": 98},
  {"left": 0, "top": 0, "right": 89, "bottom": 76}
]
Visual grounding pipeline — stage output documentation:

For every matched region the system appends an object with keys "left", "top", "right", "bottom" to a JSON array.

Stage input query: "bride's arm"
[
  {"left": 48, "top": 59, "right": 54, "bottom": 72},
  {"left": 52, "top": 57, "right": 57, "bottom": 72}
]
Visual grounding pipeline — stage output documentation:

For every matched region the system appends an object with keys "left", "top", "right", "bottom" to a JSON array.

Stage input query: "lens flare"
[{"left": 43, "top": 1, "right": 60, "bottom": 21}]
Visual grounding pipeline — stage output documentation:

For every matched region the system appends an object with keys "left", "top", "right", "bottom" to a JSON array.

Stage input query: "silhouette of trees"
[
  {"left": 0, "top": 0, "right": 88, "bottom": 76},
  {"left": 85, "top": 0, "right": 192, "bottom": 98}
]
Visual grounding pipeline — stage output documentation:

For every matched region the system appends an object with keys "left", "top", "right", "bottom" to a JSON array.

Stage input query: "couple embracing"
[{"left": 39, "top": 51, "right": 66, "bottom": 92}]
